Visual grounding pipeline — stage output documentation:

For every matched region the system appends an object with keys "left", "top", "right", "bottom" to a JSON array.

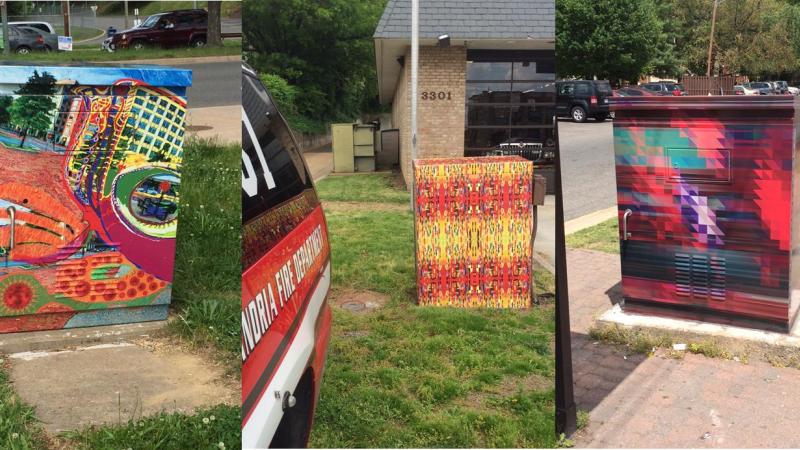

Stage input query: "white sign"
[{"left": 57, "top": 36, "right": 73, "bottom": 51}]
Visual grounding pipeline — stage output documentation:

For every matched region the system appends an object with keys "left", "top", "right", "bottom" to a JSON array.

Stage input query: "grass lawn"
[
  {"left": 56, "top": 139, "right": 241, "bottom": 449},
  {"left": 4, "top": 39, "right": 240, "bottom": 62},
  {"left": 566, "top": 217, "right": 620, "bottom": 254},
  {"left": 310, "top": 173, "right": 557, "bottom": 448},
  {"left": 53, "top": 25, "right": 104, "bottom": 42}
]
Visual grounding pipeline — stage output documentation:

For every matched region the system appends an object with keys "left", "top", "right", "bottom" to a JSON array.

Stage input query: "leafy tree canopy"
[
  {"left": 243, "top": 0, "right": 386, "bottom": 127},
  {"left": 557, "top": 0, "right": 662, "bottom": 83}
]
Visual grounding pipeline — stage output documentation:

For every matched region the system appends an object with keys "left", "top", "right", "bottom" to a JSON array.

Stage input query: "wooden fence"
[{"left": 681, "top": 76, "right": 738, "bottom": 95}]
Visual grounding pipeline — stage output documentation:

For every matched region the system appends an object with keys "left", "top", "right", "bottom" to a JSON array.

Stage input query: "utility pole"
[
  {"left": 410, "top": 0, "right": 418, "bottom": 210},
  {"left": 124, "top": 0, "right": 129, "bottom": 29},
  {"left": 62, "top": 0, "right": 71, "bottom": 37},
  {"left": 706, "top": 0, "right": 719, "bottom": 77},
  {"left": 1, "top": 1, "right": 9, "bottom": 56}
]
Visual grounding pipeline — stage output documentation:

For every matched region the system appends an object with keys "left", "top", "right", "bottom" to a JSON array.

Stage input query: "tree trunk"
[{"left": 207, "top": 1, "right": 222, "bottom": 47}]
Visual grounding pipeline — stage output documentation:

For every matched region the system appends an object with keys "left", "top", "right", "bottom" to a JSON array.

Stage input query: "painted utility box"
[
  {"left": 414, "top": 156, "right": 535, "bottom": 308},
  {"left": 612, "top": 96, "right": 800, "bottom": 331},
  {"left": 0, "top": 64, "right": 191, "bottom": 332}
]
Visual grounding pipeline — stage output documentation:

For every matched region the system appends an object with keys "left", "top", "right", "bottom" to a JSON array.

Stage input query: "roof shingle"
[{"left": 374, "top": 0, "right": 554, "bottom": 40}]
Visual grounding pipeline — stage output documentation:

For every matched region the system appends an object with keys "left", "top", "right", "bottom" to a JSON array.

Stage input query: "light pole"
[{"left": 410, "top": 0, "right": 418, "bottom": 210}]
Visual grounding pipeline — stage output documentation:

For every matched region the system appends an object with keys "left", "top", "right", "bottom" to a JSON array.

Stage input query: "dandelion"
[
  {"left": 217, "top": 442, "right": 225, "bottom": 450},
  {"left": 203, "top": 417, "right": 210, "bottom": 424},
  {"left": 11, "top": 433, "right": 18, "bottom": 439},
  {"left": 210, "top": 415, "right": 215, "bottom": 421}
]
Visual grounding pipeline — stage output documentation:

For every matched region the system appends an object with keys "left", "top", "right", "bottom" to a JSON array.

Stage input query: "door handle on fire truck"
[
  {"left": 623, "top": 209, "right": 632, "bottom": 241},
  {"left": 6, "top": 206, "right": 15, "bottom": 251}
]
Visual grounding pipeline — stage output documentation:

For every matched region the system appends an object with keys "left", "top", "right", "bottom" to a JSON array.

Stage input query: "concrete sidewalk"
[
  {"left": 187, "top": 105, "right": 239, "bottom": 144},
  {"left": 567, "top": 248, "right": 800, "bottom": 447},
  {"left": 3, "top": 322, "right": 237, "bottom": 434}
]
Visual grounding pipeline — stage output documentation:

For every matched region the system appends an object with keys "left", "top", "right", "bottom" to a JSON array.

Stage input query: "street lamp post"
[{"left": 410, "top": 0, "right": 419, "bottom": 211}]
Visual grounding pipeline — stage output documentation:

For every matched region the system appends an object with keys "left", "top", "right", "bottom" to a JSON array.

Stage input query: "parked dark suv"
[
  {"left": 106, "top": 9, "right": 208, "bottom": 50},
  {"left": 556, "top": 80, "right": 613, "bottom": 122},
  {"left": 640, "top": 82, "right": 686, "bottom": 96}
]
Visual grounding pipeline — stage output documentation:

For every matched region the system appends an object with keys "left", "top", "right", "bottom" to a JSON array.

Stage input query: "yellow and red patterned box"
[{"left": 413, "top": 156, "right": 534, "bottom": 308}]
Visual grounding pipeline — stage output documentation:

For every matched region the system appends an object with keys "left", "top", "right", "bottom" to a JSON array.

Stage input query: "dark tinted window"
[
  {"left": 595, "top": 82, "right": 612, "bottom": 95},
  {"left": 241, "top": 73, "right": 312, "bottom": 224},
  {"left": 574, "top": 83, "right": 590, "bottom": 95},
  {"left": 465, "top": 50, "right": 556, "bottom": 156}
]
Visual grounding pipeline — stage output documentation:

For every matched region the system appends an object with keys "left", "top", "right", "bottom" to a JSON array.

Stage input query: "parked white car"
[
  {"left": 789, "top": 86, "right": 800, "bottom": 96},
  {"left": 7, "top": 21, "right": 56, "bottom": 35}
]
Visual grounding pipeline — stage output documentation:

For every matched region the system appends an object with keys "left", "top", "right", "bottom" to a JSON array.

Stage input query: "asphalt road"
[
  {"left": 174, "top": 61, "right": 240, "bottom": 108},
  {"left": 558, "top": 119, "right": 617, "bottom": 220}
]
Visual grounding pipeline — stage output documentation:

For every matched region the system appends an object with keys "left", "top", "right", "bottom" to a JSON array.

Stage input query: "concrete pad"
[
  {"left": 598, "top": 304, "right": 800, "bottom": 347},
  {"left": 0, "top": 321, "right": 166, "bottom": 354},
  {"left": 7, "top": 340, "right": 236, "bottom": 433},
  {"left": 564, "top": 206, "right": 617, "bottom": 235},
  {"left": 187, "top": 105, "right": 240, "bottom": 144}
]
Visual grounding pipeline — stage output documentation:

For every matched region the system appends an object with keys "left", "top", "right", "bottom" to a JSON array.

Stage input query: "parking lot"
[{"left": 558, "top": 119, "right": 617, "bottom": 220}]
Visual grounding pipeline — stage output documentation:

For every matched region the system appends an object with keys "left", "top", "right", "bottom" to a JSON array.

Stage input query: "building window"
[{"left": 464, "top": 50, "right": 556, "bottom": 159}]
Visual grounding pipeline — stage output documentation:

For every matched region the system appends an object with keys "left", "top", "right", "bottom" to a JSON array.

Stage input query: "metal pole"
[
  {"left": 554, "top": 118, "right": 577, "bottom": 437},
  {"left": 124, "top": 0, "right": 129, "bottom": 29},
  {"left": 706, "top": 0, "right": 718, "bottom": 77},
  {"left": 1, "top": 1, "right": 9, "bottom": 56},
  {"left": 410, "top": 0, "right": 418, "bottom": 209}
]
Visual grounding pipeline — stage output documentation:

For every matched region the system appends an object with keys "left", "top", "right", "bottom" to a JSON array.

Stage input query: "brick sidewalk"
[{"left": 568, "top": 248, "right": 800, "bottom": 448}]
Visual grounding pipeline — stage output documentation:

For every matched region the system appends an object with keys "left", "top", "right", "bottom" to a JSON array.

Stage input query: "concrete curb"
[
  {"left": 597, "top": 304, "right": 800, "bottom": 347},
  {"left": 564, "top": 206, "right": 617, "bottom": 235},
  {"left": 533, "top": 252, "right": 555, "bottom": 274},
  {"left": 75, "top": 29, "right": 107, "bottom": 44},
  {"left": 0, "top": 321, "right": 167, "bottom": 354}
]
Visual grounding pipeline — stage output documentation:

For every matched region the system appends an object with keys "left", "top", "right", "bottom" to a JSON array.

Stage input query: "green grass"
[
  {"left": 565, "top": 218, "right": 619, "bottom": 253},
  {"left": 0, "top": 365, "right": 48, "bottom": 450},
  {"left": 3, "top": 39, "right": 240, "bottom": 62},
  {"left": 170, "top": 138, "right": 241, "bottom": 361},
  {"left": 138, "top": 1, "right": 242, "bottom": 17},
  {"left": 316, "top": 173, "right": 410, "bottom": 204},
  {"left": 310, "top": 175, "right": 556, "bottom": 448},
  {"left": 62, "top": 404, "right": 239, "bottom": 450},
  {"left": 53, "top": 25, "right": 104, "bottom": 42}
]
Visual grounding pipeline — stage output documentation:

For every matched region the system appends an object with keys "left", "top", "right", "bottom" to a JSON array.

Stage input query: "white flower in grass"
[
  {"left": 203, "top": 417, "right": 210, "bottom": 424},
  {"left": 217, "top": 442, "right": 225, "bottom": 450},
  {"left": 210, "top": 415, "right": 215, "bottom": 421},
  {"left": 11, "top": 433, "right": 18, "bottom": 439}
]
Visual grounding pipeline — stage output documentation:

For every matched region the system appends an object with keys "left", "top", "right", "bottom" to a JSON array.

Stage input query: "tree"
[
  {"left": 10, "top": 71, "right": 56, "bottom": 147},
  {"left": 243, "top": 0, "right": 385, "bottom": 125},
  {"left": 0, "top": 96, "right": 12, "bottom": 126},
  {"left": 207, "top": 0, "right": 222, "bottom": 47},
  {"left": 557, "top": 0, "right": 664, "bottom": 83}
]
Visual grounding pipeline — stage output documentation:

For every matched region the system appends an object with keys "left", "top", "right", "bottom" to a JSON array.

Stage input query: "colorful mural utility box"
[
  {"left": 414, "top": 156, "right": 535, "bottom": 308},
  {"left": 0, "top": 63, "right": 191, "bottom": 332},
  {"left": 612, "top": 96, "right": 800, "bottom": 331}
]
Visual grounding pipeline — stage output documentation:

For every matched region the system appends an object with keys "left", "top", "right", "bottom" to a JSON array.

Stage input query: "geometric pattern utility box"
[
  {"left": 612, "top": 96, "right": 800, "bottom": 332},
  {"left": 414, "top": 156, "right": 534, "bottom": 308},
  {"left": 0, "top": 64, "right": 191, "bottom": 332}
]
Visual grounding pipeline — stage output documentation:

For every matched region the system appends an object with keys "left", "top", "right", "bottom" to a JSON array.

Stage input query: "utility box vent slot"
[{"left": 675, "top": 252, "right": 726, "bottom": 301}]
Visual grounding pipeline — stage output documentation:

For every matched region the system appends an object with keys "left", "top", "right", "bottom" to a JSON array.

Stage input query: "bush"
[{"left": 259, "top": 73, "right": 299, "bottom": 116}]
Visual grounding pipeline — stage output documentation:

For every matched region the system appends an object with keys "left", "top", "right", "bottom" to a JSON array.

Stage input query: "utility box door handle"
[{"left": 623, "top": 209, "right": 632, "bottom": 241}]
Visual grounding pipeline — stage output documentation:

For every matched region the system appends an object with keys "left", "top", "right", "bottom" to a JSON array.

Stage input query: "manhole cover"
[
  {"left": 340, "top": 301, "right": 366, "bottom": 312},
  {"left": 332, "top": 289, "right": 388, "bottom": 314}
]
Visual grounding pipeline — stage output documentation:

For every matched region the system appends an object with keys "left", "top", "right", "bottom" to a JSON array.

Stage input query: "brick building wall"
[{"left": 392, "top": 45, "right": 467, "bottom": 186}]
